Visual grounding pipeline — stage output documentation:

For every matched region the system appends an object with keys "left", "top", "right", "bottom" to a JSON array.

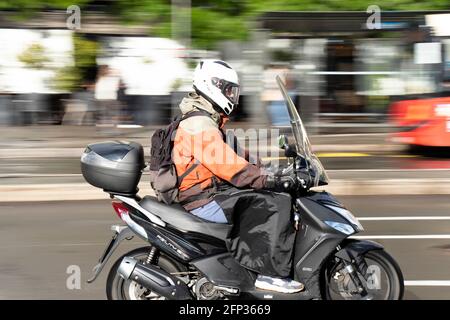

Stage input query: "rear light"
[{"left": 112, "top": 202, "right": 130, "bottom": 220}]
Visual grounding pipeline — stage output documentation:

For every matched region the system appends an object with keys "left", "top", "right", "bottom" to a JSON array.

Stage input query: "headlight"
[
  {"left": 324, "top": 204, "right": 364, "bottom": 231},
  {"left": 325, "top": 221, "right": 355, "bottom": 235}
]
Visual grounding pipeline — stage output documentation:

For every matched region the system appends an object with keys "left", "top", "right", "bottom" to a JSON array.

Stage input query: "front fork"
[
  {"left": 339, "top": 258, "right": 370, "bottom": 297},
  {"left": 334, "top": 244, "right": 374, "bottom": 298}
]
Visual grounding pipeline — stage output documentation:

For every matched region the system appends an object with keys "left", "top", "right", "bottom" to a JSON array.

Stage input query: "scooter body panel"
[
  {"left": 291, "top": 191, "right": 356, "bottom": 297},
  {"left": 129, "top": 211, "right": 227, "bottom": 262},
  {"left": 131, "top": 190, "right": 362, "bottom": 299},
  {"left": 90, "top": 190, "right": 388, "bottom": 300}
]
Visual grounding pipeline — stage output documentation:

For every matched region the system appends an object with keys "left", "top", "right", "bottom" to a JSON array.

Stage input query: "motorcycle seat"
[{"left": 139, "top": 196, "right": 231, "bottom": 241}]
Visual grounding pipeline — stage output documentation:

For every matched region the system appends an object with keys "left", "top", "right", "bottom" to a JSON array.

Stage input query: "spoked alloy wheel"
[
  {"left": 106, "top": 247, "right": 184, "bottom": 300},
  {"left": 324, "top": 249, "right": 404, "bottom": 300}
]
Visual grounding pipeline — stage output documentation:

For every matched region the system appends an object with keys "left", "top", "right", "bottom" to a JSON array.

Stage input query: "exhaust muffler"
[{"left": 117, "top": 257, "right": 192, "bottom": 300}]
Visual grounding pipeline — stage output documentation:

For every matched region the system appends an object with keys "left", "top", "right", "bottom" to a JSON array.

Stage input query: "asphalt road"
[{"left": 0, "top": 195, "right": 449, "bottom": 300}]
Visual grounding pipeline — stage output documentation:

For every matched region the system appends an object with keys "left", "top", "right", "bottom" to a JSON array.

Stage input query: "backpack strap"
[
  {"left": 178, "top": 159, "right": 200, "bottom": 184},
  {"left": 175, "top": 109, "right": 212, "bottom": 184}
]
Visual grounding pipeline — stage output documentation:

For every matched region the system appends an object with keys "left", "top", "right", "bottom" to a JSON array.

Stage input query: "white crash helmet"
[{"left": 193, "top": 59, "right": 240, "bottom": 115}]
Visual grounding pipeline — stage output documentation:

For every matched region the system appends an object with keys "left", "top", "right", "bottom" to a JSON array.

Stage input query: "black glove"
[
  {"left": 265, "top": 173, "right": 298, "bottom": 192},
  {"left": 296, "top": 169, "right": 312, "bottom": 189}
]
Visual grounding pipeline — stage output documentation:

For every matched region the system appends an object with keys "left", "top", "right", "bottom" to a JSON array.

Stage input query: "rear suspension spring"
[{"left": 145, "top": 246, "right": 158, "bottom": 265}]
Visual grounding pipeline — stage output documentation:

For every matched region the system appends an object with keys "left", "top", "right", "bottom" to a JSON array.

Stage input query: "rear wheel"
[
  {"left": 323, "top": 249, "right": 404, "bottom": 300},
  {"left": 106, "top": 247, "right": 184, "bottom": 300}
]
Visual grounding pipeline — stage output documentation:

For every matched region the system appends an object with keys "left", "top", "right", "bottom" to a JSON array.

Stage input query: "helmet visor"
[
  {"left": 223, "top": 83, "right": 240, "bottom": 104},
  {"left": 211, "top": 77, "right": 240, "bottom": 105}
]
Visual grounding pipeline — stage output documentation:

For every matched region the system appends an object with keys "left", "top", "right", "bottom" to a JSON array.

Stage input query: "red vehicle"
[{"left": 389, "top": 97, "right": 450, "bottom": 147}]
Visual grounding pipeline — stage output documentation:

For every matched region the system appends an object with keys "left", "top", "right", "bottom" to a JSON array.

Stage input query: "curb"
[{"left": 2, "top": 179, "right": 450, "bottom": 202}]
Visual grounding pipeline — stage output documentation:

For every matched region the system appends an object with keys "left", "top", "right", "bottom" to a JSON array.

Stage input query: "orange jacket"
[{"left": 173, "top": 92, "right": 267, "bottom": 210}]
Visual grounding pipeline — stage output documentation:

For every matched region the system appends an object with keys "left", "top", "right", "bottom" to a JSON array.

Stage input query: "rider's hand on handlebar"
[
  {"left": 265, "top": 172, "right": 298, "bottom": 192},
  {"left": 264, "top": 165, "right": 313, "bottom": 192},
  {"left": 296, "top": 169, "right": 312, "bottom": 190}
]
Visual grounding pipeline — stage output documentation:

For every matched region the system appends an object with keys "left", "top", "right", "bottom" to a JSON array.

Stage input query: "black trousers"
[{"left": 213, "top": 187, "right": 296, "bottom": 278}]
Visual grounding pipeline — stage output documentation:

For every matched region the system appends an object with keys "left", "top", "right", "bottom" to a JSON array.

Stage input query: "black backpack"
[{"left": 149, "top": 111, "right": 208, "bottom": 204}]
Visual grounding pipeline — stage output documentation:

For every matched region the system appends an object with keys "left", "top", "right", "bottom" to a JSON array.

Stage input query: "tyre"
[
  {"left": 106, "top": 246, "right": 184, "bottom": 300},
  {"left": 323, "top": 249, "right": 404, "bottom": 300}
]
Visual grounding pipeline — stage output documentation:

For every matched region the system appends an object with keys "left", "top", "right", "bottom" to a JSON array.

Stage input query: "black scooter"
[{"left": 82, "top": 77, "right": 404, "bottom": 300}]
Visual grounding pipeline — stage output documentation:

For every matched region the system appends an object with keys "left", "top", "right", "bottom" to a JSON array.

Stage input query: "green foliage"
[
  {"left": 52, "top": 65, "right": 80, "bottom": 92},
  {"left": 170, "top": 78, "right": 183, "bottom": 91},
  {"left": 111, "top": 0, "right": 170, "bottom": 24},
  {"left": 1, "top": 0, "right": 448, "bottom": 50},
  {"left": 109, "top": 1, "right": 248, "bottom": 49},
  {"left": 0, "top": 0, "right": 90, "bottom": 20},
  {"left": 52, "top": 34, "right": 99, "bottom": 92},
  {"left": 189, "top": 7, "right": 248, "bottom": 50},
  {"left": 18, "top": 42, "right": 49, "bottom": 69},
  {"left": 110, "top": 0, "right": 450, "bottom": 49},
  {"left": 0, "top": 0, "right": 89, "bottom": 9},
  {"left": 246, "top": 0, "right": 450, "bottom": 12},
  {"left": 271, "top": 49, "right": 295, "bottom": 62},
  {"left": 73, "top": 34, "right": 99, "bottom": 70}
]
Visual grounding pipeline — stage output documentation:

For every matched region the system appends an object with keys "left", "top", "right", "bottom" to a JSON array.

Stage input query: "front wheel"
[{"left": 323, "top": 249, "right": 404, "bottom": 300}]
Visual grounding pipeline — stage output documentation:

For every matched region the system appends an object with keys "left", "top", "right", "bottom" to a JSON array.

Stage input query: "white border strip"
[
  {"left": 352, "top": 234, "right": 450, "bottom": 240},
  {"left": 358, "top": 216, "right": 450, "bottom": 221},
  {"left": 328, "top": 169, "right": 450, "bottom": 173},
  {"left": 405, "top": 281, "right": 450, "bottom": 287}
]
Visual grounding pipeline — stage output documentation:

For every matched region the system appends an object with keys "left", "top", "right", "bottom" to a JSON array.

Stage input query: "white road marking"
[
  {"left": 351, "top": 234, "right": 450, "bottom": 240},
  {"left": 404, "top": 281, "right": 450, "bottom": 287},
  {"left": 311, "top": 133, "right": 385, "bottom": 138},
  {"left": 358, "top": 216, "right": 450, "bottom": 221},
  {"left": 1, "top": 173, "right": 80, "bottom": 178},
  {"left": 116, "top": 124, "right": 143, "bottom": 128}
]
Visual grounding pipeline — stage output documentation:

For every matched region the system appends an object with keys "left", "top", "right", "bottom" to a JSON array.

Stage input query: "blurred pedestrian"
[
  {"left": 94, "top": 65, "right": 120, "bottom": 126},
  {"left": 117, "top": 78, "right": 133, "bottom": 125},
  {"left": 262, "top": 62, "right": 293, "bottom": 126},
  {"left": 62, "top": 81, "right": 96, "bottom": 125}
]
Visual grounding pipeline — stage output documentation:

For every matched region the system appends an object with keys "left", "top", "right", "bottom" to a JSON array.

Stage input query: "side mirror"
[
  {"left": 278, "top": 135, "right": 297, "bottom": 157},
  {"left": 284, "top": 144, "right": 298, "bottom": 158}
]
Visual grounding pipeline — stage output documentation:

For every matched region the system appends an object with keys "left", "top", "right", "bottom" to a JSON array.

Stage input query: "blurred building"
[
  {"left": 258, "top": 10, "right": 450, "bottom": 133},
  {"left": 1, "top": 9, "right": 450, "bottom": 131},
  {"left": 0, "top": 10, "right": 190, "bottom": 126}
]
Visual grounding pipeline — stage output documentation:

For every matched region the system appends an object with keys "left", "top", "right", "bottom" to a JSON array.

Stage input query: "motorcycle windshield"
[{"left": 276, "top": 75, "right": 329, "bottom": 187}]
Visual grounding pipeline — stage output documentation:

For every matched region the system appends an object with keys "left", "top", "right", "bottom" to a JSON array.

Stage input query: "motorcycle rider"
[{"left": 173, "top": 59, "right": 304, "bottom": 294}]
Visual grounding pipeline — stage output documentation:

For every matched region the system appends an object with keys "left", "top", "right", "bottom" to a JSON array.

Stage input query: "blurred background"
[
  {"left": 0, "top": 0, "right": 449, "bottom": 300},
  {"left": 0, "top": 1, "right": 449, "bottom": 131}
]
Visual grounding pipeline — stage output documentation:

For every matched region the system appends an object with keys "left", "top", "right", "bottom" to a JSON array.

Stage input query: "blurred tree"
[
  {"left": 73, "top": 34, "right": 99, "bottom": 74},
  {"left": 271, "top": 49, "right": 296, "bottom": 63},
  {"left": 52, "top": 34, "right": 99, "bottom": 92},
  {"left": 0, "top": 0, "right": 448, "bottom": 50},
  {"left": 246, "top": 0, "right": 450, "bottom": 12},
  {"left": 106, "top": 0, "right": 450, "bottom": 49},
  {"left": 110, "top": 0, "right": 248, "bottom": 50},
  {"left": 0, "top": 0, "right": 90, "bottom": 19},
  {"left": 18, "top": 43, "right": 49, "bottom": 69}
]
